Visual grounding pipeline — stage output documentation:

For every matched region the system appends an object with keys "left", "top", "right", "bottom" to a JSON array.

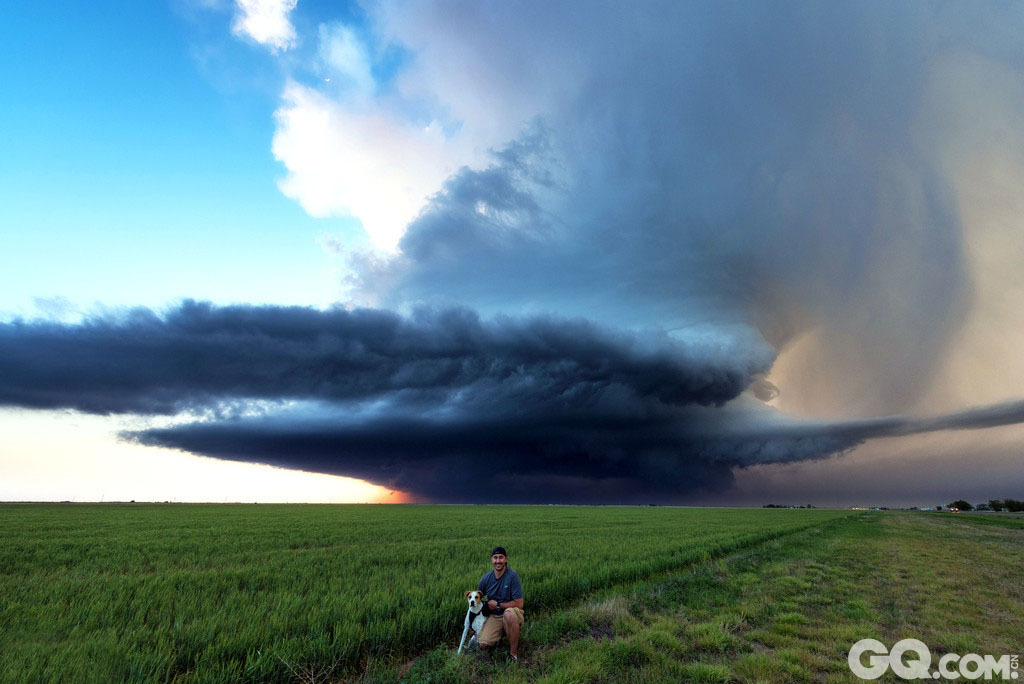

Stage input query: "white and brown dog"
[{"left": 457, "top": 590, "right": 492, "bottom": 654}]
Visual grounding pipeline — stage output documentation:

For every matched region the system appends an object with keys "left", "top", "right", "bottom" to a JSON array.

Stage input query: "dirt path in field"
[
  {"left": 380, "top": 513, "right": 868, "bottom": 683},
  {"left": 387, "top": 513, "right": 1024, "bottom": 684}
]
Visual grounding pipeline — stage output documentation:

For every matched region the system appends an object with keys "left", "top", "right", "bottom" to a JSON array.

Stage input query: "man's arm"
[
  {"left": 497, "top": 597, "right": 524, "bottom": 610},
  {"left": 499, "top": 571, "right": 523, "bottom": 610}
]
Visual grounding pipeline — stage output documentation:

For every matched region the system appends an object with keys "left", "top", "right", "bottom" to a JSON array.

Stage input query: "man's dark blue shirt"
[{"left": 478, "top": 568, "right": 522, "bottom": 615}]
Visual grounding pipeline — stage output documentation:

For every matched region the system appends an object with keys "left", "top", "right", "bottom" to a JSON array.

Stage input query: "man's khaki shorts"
[{"left": 477, "top": 607, "right": 525, "bottom": 647}]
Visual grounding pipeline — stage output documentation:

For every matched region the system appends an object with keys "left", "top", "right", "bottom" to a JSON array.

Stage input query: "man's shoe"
[{"left": 510, "top": 655, "right": 518, "bottom": 664}]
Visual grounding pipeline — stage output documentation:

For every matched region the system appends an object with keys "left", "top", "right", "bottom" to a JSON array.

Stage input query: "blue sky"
[
  {"left": 3, "top": 1, "right": 1024, "bottom": 506},
  {"left": 0, "top": 1, "right": 366, "bottom": 315},
  {"left": 0, "top": 1, "right": 394, "bottom": 503}
]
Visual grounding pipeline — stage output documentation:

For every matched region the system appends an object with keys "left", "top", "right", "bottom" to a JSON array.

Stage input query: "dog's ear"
[{"left": 465, "top": 590, "right": 473, "bottom": 598}]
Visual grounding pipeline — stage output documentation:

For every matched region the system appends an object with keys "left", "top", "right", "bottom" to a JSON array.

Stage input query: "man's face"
[{"left": 491, "top": 553, "right": 507, "bottom": 572}]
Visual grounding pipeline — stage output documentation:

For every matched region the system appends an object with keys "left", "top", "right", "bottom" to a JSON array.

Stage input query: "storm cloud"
[
  {"left": 334, "top": 1, "right": 1024, "bottom": 418},
  {"left": 9, "top": 2, "right": 1024, "bottom": 503},
  {"left": 0, "top": 301, "right": 773, "bottom": 415},
  {"left": 4, "top": 300, "right": 1024, "bottom": 502},
  {"left": 129, "top": 395, "right": 1024, "bottom": 503}
]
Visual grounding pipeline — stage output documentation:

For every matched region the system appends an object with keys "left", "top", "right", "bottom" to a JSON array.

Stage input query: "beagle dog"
[{"left": 457, "top": 589, "right": 492, "bottom": 654}]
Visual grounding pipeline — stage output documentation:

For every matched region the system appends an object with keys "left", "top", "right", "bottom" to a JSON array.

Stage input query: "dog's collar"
[{"left": 468, "top": 603, "right": 491, "bottom": 619}]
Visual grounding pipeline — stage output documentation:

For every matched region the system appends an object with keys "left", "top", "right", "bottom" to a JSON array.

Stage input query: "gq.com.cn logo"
[{"left": 849, "top": 639, "right": 1020, "bottom": 680}]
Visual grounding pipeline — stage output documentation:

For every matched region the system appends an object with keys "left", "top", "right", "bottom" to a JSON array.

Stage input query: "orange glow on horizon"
[{"left": 0, "top": 409, "right": 421, "bottom": 504}]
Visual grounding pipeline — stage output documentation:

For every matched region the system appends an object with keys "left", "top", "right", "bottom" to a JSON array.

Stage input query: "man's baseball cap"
[{"left": 491, "top": 546, "right": 507, "bottom": 556}]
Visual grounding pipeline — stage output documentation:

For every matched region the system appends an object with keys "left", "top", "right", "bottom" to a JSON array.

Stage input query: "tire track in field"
[
  {"left": 390, "top": 512, "right": 866, "bottom": 682},
  {"left": 430, "top": 512, "right": 1019, "bottom": 684}
]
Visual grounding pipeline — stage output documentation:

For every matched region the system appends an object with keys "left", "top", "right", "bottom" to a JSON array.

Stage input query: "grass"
[
  {"left": 0, "top": 504, "right": 850, "bottom": 683},
  {"left": 3, "top": 506, "right": 1020, "bottom": 683},
  {"left": 393, "top": 512, "right": 1024, "bottom": 683}
]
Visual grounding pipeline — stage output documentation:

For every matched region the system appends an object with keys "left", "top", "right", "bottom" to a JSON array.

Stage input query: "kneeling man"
[{"left": 477, "top": 546, "right": 524, "bottom": 662}]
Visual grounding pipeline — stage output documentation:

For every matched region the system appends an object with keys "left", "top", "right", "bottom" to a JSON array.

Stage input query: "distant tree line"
[
  {"left": 939, "top": 499, "right": 1024, "bottom": 512},
  {"left": 762, "top": 504, "right": 815, "bottom": 508}
]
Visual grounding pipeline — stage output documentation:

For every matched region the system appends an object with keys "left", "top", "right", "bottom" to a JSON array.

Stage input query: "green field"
[{"left": 1, "top": 505, "right": 1021, "bottom": 683}]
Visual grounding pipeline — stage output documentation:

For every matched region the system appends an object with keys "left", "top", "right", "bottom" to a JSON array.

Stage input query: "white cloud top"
[
  {"left": 266, "top": 9, "right": 545, "bottom": 252},
  {"left": 232, "top": 0, "right": 297, "bottom": 52},
  {"left": 272, "top": 83, "right": 460, "bottom": 251}
]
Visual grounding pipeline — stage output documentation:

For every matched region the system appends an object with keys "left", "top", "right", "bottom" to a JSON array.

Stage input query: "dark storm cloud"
[
  {"left": 357, "top": 1, "right": 1024, "bottom": 415},
  {"left": 131, "top": 411, "right": 737, "bottom": 504},
  {"left": 5, "top": 301, "right": 1023, "bottom": 503},
  {"left": 0, "top": 300, "right": 773, "bottom": 415},
  {"left": 697, "top": 399, "right": 1024, "bottom": 465},
  {"left": 129, "top": 399, "right": 1024, "bottom": 503},
  {"left": 336, "top": 1, "right": 1024, "bottom": 501}
]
